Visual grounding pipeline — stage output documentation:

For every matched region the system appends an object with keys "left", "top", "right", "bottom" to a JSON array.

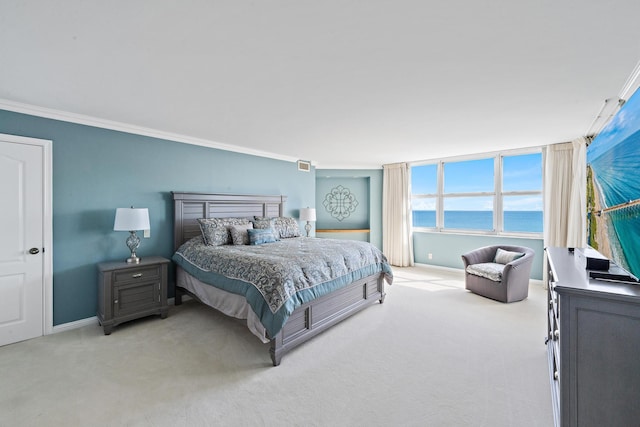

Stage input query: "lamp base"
[
  {"left": 305, "top": 221, "right": 312, "bottom": 237},
  {"left": 125, "top": 231, "right": 141, "bottom": 264}
]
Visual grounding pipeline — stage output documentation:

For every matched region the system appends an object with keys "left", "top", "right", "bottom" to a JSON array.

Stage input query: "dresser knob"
[
  {"left": 114, "top": 299, "right": 119, "bottom": 304},
  {"left": 554, "top": 329, "right": 559, "bottom": 339},
  {"left": 132, "top": 273, "right": 143, "bottom": 278}
]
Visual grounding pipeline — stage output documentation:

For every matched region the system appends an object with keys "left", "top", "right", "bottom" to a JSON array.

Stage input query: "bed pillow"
[
  {"left": 197, "top": 219, "right": 229, "bottom": 246},
  {"left": 254, "top": 216, "right": 280, "bottom": 238},
  {"left": 229, "top": 223, "right": 254, "bottom": 245},
  {"left": 253, "top": 216, "right": 301, "bottom": 240},
  {"left": 275, "top": 217, "right": 301, "bottom": 238},
  {"left": 494, "top": 248, "right": 525, "bottom": 264},
  {"left": 211, "top": 217, "right": 251, "bottom": 228},
  {"left": 255, "top": 216, "right": 301, "bottom": 239},
  {"left": 252, "top": 217, "right": 277, "bottom": 232},
  {"left": 275, "top": 217, "right": 301, "bottom": 239},
  {"left": 247, "top": 228, "right": 278, "bottom": 245},
  {"left": 198, "top": 217, "right": 251, "bottom": 245}
]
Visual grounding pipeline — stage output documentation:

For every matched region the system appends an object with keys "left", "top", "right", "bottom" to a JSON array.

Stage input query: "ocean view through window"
[
  {"left": 411, "top": 151, "right": 543, "bottom": 234},
  {"left": 412, "top": 210, "right": 543, "bottom": 232}
]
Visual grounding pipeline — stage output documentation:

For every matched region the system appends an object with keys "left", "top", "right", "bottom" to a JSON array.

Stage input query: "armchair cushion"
[
  {"left": 466, "top": 262, "right": 504, "bottom": 282},
  {"left": 494, "top": 248, "right": 524, "bottom": 264}
]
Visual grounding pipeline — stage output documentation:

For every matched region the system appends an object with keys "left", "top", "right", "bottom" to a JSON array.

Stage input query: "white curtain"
[
  {"left": 382, "top": 162, "right": 414, "bottom": 266},
  {"left": 543, "top": 137, "right": 587, "bottom": 248}
]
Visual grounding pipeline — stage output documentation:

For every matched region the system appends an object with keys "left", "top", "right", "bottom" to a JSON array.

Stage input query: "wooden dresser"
[{"left": 545, "top": 247, "right": 640, "bottom": 427}]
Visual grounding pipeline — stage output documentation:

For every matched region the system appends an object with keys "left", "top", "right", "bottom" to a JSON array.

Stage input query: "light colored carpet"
[{"left": 0, "top": 265, "right": 553, "bottom": 426}]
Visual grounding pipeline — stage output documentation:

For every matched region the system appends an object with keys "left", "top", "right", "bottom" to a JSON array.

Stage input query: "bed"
[{"left": 172, "top": 192, "right": 393, "bottom": 366}]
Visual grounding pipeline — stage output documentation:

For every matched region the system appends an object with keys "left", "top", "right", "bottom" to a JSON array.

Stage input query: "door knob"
[{"left": 29, "top": 248, "right": 40, "bottom": 255}]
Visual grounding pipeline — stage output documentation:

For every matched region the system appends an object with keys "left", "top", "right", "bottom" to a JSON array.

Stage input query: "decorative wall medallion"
[{"left": 323, "top": 185, "right": 359, "bottom": 221}]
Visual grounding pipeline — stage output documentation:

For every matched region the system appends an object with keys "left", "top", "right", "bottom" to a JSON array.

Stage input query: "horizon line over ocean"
[{"left": 412, "top": 210, "right": 543, "bottom": 232}]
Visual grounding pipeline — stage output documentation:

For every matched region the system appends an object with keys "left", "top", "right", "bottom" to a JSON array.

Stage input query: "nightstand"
[{"left": 97, "top": 256, "right": 170, "bottom": 335}]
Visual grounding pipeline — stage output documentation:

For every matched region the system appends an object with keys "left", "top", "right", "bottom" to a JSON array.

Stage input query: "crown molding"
[
  {"left": 0, "top": 98, "right": 301, "bottom": 164},
  {"left": 315, "top": 163, "right": 383, "bottom": 170}
]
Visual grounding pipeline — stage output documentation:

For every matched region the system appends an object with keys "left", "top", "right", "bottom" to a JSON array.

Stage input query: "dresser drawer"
[{"left": 114, "top": 265, "right": 161, "bottom": 283}]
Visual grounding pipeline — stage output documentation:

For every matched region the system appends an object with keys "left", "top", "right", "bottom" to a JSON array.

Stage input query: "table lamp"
[
  {"left": 299, "top": 207, "right": 316, "bottom": 237},
  {"left": 114, "top": 207, "right": 150, "bottom": 264}
]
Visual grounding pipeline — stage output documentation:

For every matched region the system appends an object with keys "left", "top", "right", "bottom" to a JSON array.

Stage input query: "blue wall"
[
  {"left": 315, "top": 170, "right": 383, "bottom": 249},
  {"left": 316, "top": 177, "right": 370, "bottom": 229},
  {"left": 413, "top": 232, "right": 544, "bottom": 280},
  {"left": 0, "top": 108, "right": 543, "bottom": 326},
  {"left": 0, "top": 110, "right": 315, "bottom": 325}
]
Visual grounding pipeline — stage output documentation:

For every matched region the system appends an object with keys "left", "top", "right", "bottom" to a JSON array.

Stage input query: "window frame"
[{"left": 410, "top": 147, "right": 543, "bottom": 237}]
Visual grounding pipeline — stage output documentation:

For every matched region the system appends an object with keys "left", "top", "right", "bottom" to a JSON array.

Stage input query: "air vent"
[{"left": 297, "top": 160, "right": 311, "bottom": 172}]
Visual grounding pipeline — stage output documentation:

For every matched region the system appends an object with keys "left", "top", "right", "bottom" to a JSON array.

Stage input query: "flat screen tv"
[{"left": 587, "top": 87, "right": 640, "bottom": 279}]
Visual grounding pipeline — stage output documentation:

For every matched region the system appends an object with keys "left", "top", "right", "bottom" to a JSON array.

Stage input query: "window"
[
  {"left": 411, "top": 164, "right": 437, "bottom": 228},
  {"left": 444, "top": 196, "right": 494, "bottom": 230},
  {"left": 411, "top": 150, "right": 543, "bottom": 234},
  {"left": 502, "top": 153, "right": 543, "bottom": 233},
  {"left": 444, "top": 158, "right": 494, "bottom": 231}
]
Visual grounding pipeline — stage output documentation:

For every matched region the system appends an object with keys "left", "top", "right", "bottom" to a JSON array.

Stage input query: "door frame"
[{"left": 1, "top": 133, "right": 53, "bottom": 336}]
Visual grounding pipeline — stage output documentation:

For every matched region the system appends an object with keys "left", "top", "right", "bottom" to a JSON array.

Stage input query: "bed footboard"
[{"left": 270, "top": 271, "right": 386, "bottom": 366}]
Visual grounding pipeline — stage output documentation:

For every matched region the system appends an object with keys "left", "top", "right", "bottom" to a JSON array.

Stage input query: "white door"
[{"left": 0, "top": 136, "right": 45, "bottom": 346}]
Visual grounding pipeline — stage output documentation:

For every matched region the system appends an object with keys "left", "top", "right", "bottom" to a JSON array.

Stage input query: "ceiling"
[{"left": 1, "top": 1, "right": 639, "bottom": 169}]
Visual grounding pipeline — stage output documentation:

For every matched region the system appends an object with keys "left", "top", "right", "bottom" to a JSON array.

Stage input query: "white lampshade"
[
  {"left": 114, "top": 207, "right": 150, "bottom": 231},
  {"left": 300, "top": 207, "right": 316, "bottom": 222}
]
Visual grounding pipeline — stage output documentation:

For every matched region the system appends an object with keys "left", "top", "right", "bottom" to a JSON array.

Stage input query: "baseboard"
[
  {"left": 413, "top": 262, "right": 544, "bottom": 286},
  {"left": 51, "top": 316, "right": 98, "bottom": 334},
  {"left": 413, "top": 262, "right": 465, "bottom": 275},
  {"left": 49, "top": 297, "right": 186, "bottom": 335}
]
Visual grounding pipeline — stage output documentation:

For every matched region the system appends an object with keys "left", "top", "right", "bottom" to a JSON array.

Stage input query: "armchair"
[{"left": 461, "top": 245, "right": 535, "bottom": 303}]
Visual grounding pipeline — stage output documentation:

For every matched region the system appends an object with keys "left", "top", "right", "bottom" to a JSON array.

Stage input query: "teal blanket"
[{"left": 172, "top": 236, "right": 393, "bottom": 338}]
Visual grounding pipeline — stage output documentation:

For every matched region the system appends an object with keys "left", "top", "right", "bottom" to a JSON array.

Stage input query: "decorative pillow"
[
  {"left": 210, "top": 217, "right": 251, "bottom": 228},
  {"left": 197, "top": 219, "right": 229, "bottom": 246},
  {"left": 229, "top": 223, "right": 254, "bottom": 245},
  {"left": 252, "top": 217, "right": 277, "bottom": 232},
  {"left": 273, "top": 217, "right": 301, "bottom": 239},
  {"left": 247, "top": 228, "right": 278, "bottom": 245},
  {"left": 466, "top": 263, "right": 505, "bottom": 282},
  {"left": 253, "top": 216, "right": 271, "bottom": 225},
  {"left": 494, "top": 248, "right": 525, "bottom": 265},
  {"left": 198, "top": 217, "right": 251, "bottom": 245},
  {"left": 254, "top": 216, "right": 300, "bottom": 239}
]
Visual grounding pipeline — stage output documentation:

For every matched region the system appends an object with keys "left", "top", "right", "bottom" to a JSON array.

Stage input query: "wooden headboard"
[{"left": 172, "top": 192, "right": 287, "bottom": 251}]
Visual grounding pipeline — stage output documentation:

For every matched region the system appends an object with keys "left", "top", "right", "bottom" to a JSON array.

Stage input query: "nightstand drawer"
[{"left": 114, "top": 265, "right": 160, "bottom": 283}]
